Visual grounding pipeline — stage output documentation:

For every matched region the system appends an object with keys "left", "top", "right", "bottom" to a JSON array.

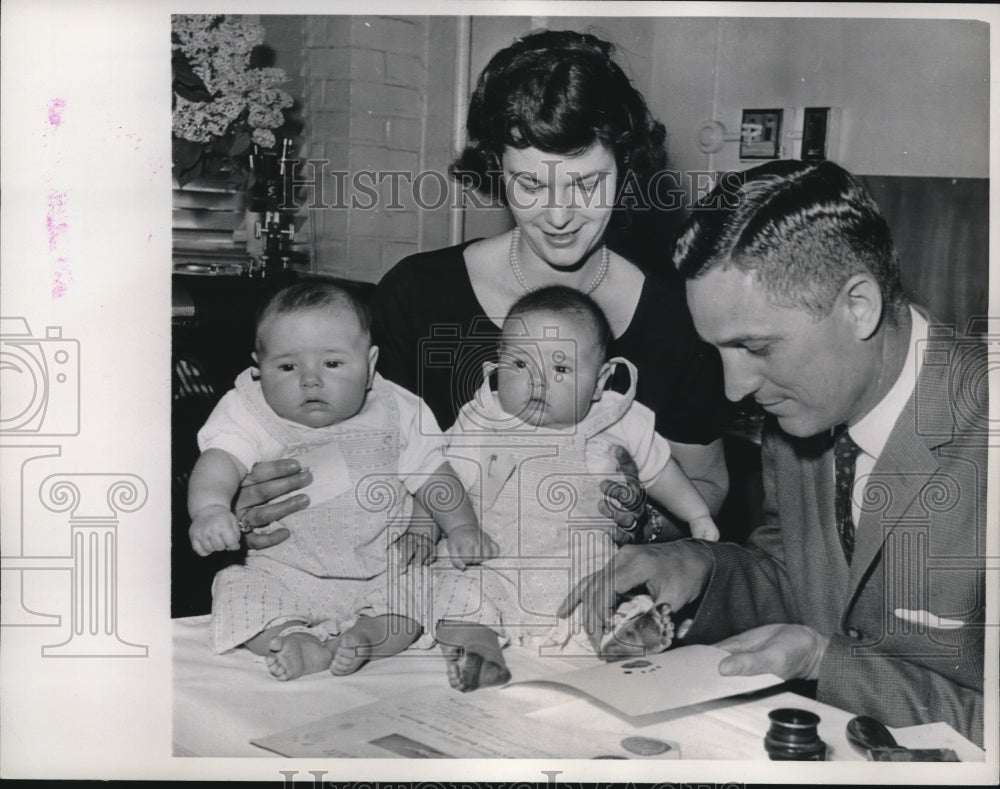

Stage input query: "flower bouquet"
[{"left": 172, "top": 14, "right": 294, "bottom": 187}]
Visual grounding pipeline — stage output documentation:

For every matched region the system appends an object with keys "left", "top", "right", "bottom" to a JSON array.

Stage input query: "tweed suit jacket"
[{"left": 685, "top": 321, "right": 987, "bottom": 746}]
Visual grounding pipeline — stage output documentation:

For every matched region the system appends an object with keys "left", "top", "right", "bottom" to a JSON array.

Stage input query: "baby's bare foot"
[
  {"left": 440, "top": 642, "right": 511, "bottom": 692},
  {"left": 265, "top": 631, "right": 334, "bottom": 681},
  {"left": 330, "top": 629, "right": 373, "bottom": 676},
  {"left": 600, "top": 601, "right": 675, "bottom": 660},
  {"left": 436, "top": 621, "right": 510, "bottom": 692}
]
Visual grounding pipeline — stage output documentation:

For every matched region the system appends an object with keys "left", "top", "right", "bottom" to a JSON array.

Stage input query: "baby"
[
  {"left": 426, "top": 285, "right": 719, "bottom": 690},
  {"left": 188, "top": 280, "right": 493, "bottom": 681}
]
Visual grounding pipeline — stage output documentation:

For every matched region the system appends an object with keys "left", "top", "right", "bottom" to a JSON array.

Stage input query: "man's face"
[{"left": 687, "top": 264, "right": 873, "bottom": 437}]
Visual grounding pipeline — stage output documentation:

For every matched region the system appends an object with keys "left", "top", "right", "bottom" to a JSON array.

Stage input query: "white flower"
[
  {"left": 172, "top": 14, "right": 292, "bottom": 152},
  {"left": 251, "top": 129, "right": 276, "bottom": 148}
]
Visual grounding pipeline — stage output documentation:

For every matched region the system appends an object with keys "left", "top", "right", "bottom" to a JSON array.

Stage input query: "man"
[{"left": 561, "top": 160, "right": 986, "bottom": 746}]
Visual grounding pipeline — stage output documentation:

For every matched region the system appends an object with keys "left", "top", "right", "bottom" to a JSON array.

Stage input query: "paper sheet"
[
  {"left": 251, "top": 684, "right": 679, "bottom": 759},
  {"left": 510, "top": 644, "right": 783, "bottom": 717},
  {"left": 891, "top": 721, "right": 987, "bottom": 763}
]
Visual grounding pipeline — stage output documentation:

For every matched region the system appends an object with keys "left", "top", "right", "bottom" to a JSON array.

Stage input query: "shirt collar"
[{"left": 849, "top": 305, "right": 927, "bottom": 461}]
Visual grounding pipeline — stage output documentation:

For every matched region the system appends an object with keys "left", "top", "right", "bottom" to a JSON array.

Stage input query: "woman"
[
  {"left": 375, "top": 29, "right": 730, "bottom": 516},
  {"left": 240, "top": 29, "right": 730, "bottom": 544}
]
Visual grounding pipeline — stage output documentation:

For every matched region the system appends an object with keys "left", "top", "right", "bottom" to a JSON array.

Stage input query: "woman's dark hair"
[{"left": 450, "top": 29, "right": 667, "bottom": 210}]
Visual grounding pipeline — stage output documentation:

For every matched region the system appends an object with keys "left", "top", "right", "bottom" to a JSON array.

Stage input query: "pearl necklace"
[{"left": 509, "top": 227, "right": 610, "bottom": 295}]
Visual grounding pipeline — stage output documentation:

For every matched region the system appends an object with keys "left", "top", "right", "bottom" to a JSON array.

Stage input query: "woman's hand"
[
  {"left": 598, "top": 445, "right": 646, "bottom": 543},
  {"left": 599, "top": 445, "right": 686, "bottom": 545},
  {"left": 235, "top": 459, "right": 313, "bottom": 550}
]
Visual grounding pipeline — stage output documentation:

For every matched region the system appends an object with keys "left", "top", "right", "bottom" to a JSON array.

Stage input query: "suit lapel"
[{"left": 844, "top": 346, "right": 952, "bottom": 606}]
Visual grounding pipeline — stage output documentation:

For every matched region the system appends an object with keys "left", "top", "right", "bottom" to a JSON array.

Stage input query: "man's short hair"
[
  {"left": 674, "top": 160, "right": 906, "bottom": 321},
  {"left": 255, "top": 279, "right": 372, "bottom": 352},
  {"left": 505, "top": 285, "right": 613, "bottom": 358}
]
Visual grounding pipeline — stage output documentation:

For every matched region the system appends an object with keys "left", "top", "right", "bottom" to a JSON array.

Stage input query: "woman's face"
[{"left": 502, "top": 143, "right": 617, "bottom": 270}]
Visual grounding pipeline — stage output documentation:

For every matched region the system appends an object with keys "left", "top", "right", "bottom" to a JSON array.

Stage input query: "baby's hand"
[
  {"left": 446, "top": 524, "right": 498, "bottom": 570},
  {"left": 392, "top": 528, "right": 436, "bottom": 574},
  {"left": 189, "top": 505, "right": 242, "bottom": 556},
  {"left": 689, "top": 515, "right": 720, "bottom": 542}
]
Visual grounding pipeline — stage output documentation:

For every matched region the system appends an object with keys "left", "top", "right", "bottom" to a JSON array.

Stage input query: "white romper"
[
  {"left": 427, "top": 359, "right": 672, "bottom": 652},
  {"left": 202, "top": 369, "right": 444, "bottom": 653}
]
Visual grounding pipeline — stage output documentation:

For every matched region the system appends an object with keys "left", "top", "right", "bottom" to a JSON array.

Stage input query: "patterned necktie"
[{"left": 833, "top": 426, "right": 862, "bottom": 564}]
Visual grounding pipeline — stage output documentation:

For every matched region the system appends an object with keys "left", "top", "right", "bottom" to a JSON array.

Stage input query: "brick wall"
[{"left": 297, "top": 15, "right": 458, "bottom": 283}]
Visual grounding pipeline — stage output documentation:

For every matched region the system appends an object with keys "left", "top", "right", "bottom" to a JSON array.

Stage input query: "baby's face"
[
  {"left": 496, "top": 309, "right": 610, "bottom": 429},
  {"left": 254, "top": 306, "right": 376, "bottom": 428}
]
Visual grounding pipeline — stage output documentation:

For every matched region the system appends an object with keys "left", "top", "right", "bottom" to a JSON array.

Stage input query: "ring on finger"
[{"left": 237, "top": 513, "right": 253, "bottom": 534}]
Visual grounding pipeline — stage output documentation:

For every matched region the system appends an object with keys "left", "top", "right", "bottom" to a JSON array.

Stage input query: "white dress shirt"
[{"left": 843, "top": 306, "right": 928, "bottom": 526}]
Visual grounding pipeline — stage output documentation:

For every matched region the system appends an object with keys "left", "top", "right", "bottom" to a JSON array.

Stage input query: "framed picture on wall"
[{"left": 740, "top": 108, "right": 783, "bottom": 159}]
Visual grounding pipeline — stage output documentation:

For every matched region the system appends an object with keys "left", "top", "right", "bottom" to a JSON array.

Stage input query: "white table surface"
[{"left": 172, "top": 615, "right": 984, "bottom": 762}]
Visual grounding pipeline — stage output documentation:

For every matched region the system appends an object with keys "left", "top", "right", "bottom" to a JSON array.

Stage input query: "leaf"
[
  {"left": 174, "top": 156, "right": 204, "bottom": 188},
  {"left": 172, "top": 50, "right": 213, "bottom": 103},
  {"left": 229, "top": 131, "right": 251, "bottom": 157},
  {"left": 174, "top": 83, "right": 213, "bottom": 104},
  {"left": 172, "top": 137, "right": 209, "bottom": 188},
  {"left": 173, "top": 136, "right": 205, "bottom": 169}
]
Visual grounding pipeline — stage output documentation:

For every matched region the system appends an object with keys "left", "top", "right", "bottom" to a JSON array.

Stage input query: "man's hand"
[
  {"left": 446, "top": 524, "right": 499, "bottom": 571},
  {"left": 235, "top": 459, "right": 313, "bottom": 550},
  {"left": 715, "top": 623, "right": 830, "bottom": 681},
  {"left": 189, "top": 505, "right": 241, "bottom": 557},
  {"left": 557, "top": 540, "right": 714, "bottom": 651}
]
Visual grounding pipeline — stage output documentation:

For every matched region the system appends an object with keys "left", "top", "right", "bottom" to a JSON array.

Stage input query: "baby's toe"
[
  {"left": 445, "top": 658, "right": 464, "bottom": 689},
  {"left": 330, "top": 639, "right": 369, "bottom": 676},
  {"left": 266, "top": 655, "right": 289, "bottom": 680}
]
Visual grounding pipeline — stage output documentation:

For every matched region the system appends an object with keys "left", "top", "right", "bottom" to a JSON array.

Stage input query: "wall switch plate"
[{"left": 801, "top": 107, "right": 842, "bottom": 161}]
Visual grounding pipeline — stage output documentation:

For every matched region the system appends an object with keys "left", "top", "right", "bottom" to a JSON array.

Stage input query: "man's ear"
[
  {"left": 251, "top": 351, "right": 259, "bottom": 366},
  {"left": 367, "top": 344, "right": 379, "bottom": 387},
  {"left": 592, "top": 360, "right": 615, "bottom": 401},
  {"left": 841, "top": 273, "right": 883, "bottom": 341}
]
